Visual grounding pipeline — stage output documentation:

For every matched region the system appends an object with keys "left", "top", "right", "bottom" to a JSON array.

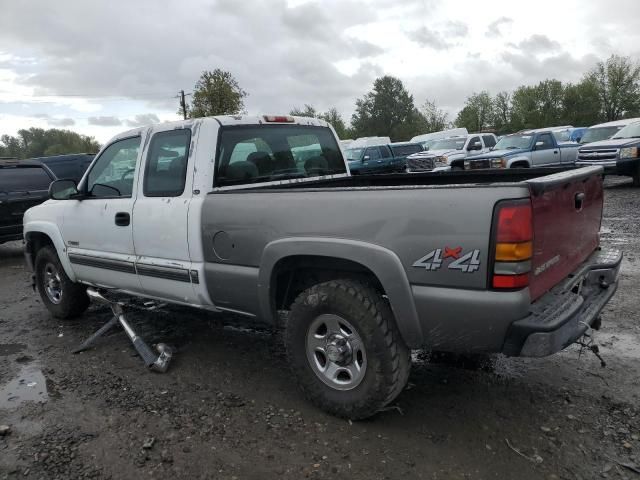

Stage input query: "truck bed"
[{"left": 223, "top": 167, "right": 585, "bottom": 192}]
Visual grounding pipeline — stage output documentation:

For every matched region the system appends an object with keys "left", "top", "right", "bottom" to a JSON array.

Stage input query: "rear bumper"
[{"left": 502, "top": 247, "right": 622, "bottom": 357}]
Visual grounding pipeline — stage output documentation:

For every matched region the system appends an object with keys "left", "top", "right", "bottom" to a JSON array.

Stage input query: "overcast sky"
[{"left": 1, "top": 0, "right": 639, "bottom": 143}]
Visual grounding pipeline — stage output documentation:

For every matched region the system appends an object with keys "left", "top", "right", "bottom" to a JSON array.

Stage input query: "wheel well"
[
  {"left": 510, "top": 160, "right": 529, "bottom": 168},
  {"left": 25, "top": 232, "right": 54, "bottom": 266},
  {"left": 271, "top": 256, "right": 385, "bottom": 314}
]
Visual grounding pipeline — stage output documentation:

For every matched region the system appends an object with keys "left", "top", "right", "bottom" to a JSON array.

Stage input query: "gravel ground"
[{"left": 1, "top": 177, "right": 639, "bottom": 480}]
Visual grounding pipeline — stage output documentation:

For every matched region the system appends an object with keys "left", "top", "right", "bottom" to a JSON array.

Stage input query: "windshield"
[
  {"left": 344, "top": 148, "right": 364, "bottom": 161},
  {"left": 494, "top": 134, "right": 533, "bottom": 150},
  {"left": 216, "top": 125, "right": 346, "bottom": 186},
  {"left": 580, "top": 126, "right": 623, "bottom": 144},
  {"left": 612, "top": 122, "right": 640, "bottom": 140},
  {"left": 430, "top": 138, "right": 466, "bottom": 150}
]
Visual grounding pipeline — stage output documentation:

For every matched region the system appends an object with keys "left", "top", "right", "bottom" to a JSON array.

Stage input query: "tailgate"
[{"left": 526, "top": 166, "right": 603, "bottom": 301}]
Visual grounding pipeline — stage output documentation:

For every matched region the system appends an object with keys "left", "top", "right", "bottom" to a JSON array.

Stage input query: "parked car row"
[{"left": 0, "top": 153, "right": 95, "bottom": 244}]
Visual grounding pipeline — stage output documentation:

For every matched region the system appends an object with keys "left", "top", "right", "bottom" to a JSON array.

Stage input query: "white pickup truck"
[{"left": 23, "top": 115, "right": 620, "bottom": 419}]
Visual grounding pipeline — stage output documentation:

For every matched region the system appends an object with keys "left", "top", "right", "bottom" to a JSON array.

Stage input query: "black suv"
[
  {"left": 0, "top": 160, "right": 56, "bottom": 244},
  {"left": 31, "top": 153, "right": 95, "bottom": 183}
]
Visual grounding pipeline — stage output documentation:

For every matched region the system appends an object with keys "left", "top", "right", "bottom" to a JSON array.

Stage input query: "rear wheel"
[
  {"left": 35, "top": 246, "right": 89, "bottom": 319},
  {"left": 284, "top": 279, "right": 411, "bottom": 419}
]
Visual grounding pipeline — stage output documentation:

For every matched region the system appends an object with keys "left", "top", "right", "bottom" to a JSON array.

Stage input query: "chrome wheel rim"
[
  {"left": 306, "top": 314, "right": 367, "bottom": 391},
  {"left": 44, "top": 263, "right": 63, "bottom": 304}
]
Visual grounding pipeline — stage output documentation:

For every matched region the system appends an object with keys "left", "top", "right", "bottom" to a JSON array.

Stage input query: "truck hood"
[
  {"left": 579, "top": 137, "right": 640, "bottom": 149},
  {"left": 467, "top": 148, "right": 528, "bottom": 160}
]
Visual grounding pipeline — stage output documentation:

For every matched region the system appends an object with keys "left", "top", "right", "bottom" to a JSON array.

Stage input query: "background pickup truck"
[
  {"left": 405, "top": 133, "right": 497, "bottom": 172},
  {"left": 345, "top": 141, "right": 422, "bottom": 174},
  {"left": 23, "top": 115, "right": 621, "bottom": 420},
  {"left": 0, "top": 159, "right": 56, "bottom": 244},
  {"left": 464, "top": 129, "right": 580, "bottom": 170},
  {"left": 576, "top": 120, "right": 640, "bottom": 186}
]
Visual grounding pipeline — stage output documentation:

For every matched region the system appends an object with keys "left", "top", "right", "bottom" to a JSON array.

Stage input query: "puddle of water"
[{"left": 0, "top": 364, "right": 48, "bottom": 409}]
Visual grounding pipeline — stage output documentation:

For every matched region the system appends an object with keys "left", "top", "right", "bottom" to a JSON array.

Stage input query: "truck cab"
[{"left": 464, "top": 130, "right": 579, "bottom": 170}]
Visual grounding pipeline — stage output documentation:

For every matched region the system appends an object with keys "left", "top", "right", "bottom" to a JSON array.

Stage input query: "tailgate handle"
[{"left": 574, "top": 192, "right": 585, "bottom": 211}]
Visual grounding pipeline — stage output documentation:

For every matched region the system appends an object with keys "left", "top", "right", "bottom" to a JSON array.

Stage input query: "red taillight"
[
  {"left": 492, "top": 200, "right": 533, "bottom": 290},
  {"left": 496, "top": 203, "right": 532, "bottom": 242},
  {"left": 493, "top": 273, "right": 530, "bottom": 289},
  {"left": 263, "top": 115, "right": 294, "bottom": 123}
]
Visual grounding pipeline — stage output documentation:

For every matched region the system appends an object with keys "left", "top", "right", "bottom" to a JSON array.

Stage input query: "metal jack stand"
[{"left": 72, "top": 288, "right": 173, "bottom": 373}]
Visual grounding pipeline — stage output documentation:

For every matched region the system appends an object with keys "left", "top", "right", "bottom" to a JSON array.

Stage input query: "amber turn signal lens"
[{"left": 495, "top": 241, "right": 533, "bottom": 261}]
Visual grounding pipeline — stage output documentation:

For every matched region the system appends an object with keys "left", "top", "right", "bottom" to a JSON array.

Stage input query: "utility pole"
[{"left": 178, "top": 90, "right": 191, "bottom": 120}]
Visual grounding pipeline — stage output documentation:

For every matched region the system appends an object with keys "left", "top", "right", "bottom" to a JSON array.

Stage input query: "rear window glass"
[
  {"left": 0, "top": 167, "right": 52, "bottom": 192},
  {"left": 215, "top": 125, "right": 346, "bottom": 186},
  {"left": 144, "top": 129, "right": 191, "bottom": 197},
  {"left": 391, "top": 144, "right": 422, "bottom": 156}
]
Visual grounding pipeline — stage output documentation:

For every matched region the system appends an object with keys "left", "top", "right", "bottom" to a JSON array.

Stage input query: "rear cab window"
[
  {"left": 215, "top": 125, "right": 346, "bottom": 187},
  {"left": 144, "top": 129, "right": 191, "bottom": 197}
]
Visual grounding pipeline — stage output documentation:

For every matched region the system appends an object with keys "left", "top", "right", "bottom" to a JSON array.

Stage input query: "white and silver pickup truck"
[{"left": 23, "top": 115, "right": 621, "bottom": 419}]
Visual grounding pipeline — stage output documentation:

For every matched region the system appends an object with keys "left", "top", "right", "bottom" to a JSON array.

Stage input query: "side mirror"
[
  {"left": 468, "top": 142, "right": 482, "bottom": 151},
  {"left": 363, "top": 155, "right": 370, "bottom": 161},
  {"left": 535, "top": 141, "right": 544, "bottom": 148},
  {"left": 49, "top": 179, "right": 78, "bottom": 200}
]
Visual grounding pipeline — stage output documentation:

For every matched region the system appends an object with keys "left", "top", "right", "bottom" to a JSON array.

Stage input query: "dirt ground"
[{"left": 1, "top": 177, "right": 639, "bottom": 480}]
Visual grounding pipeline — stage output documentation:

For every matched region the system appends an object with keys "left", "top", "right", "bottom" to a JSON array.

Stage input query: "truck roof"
[
  {"left": 110, "top": 115, "right": 331, "bottom": 142},
  {"left": 588, "top": 117, "right": 640, "bottom": 128}
]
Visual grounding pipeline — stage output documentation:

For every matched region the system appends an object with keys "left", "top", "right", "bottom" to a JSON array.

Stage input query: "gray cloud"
[
  {"left": 34, "top": 113, "right": 76, "bottom": 126},
  {"left": 88, "top": 116, "right": 122, "bottom": 126},
  {"left": 125, "top": 114, "right": 160, "bottom": 127},
  {"left": 444, "top": 21, "right": 469, "bottom": 38},
  {"left": 509, "top": 34, "right": 561, "bottom": 54},
  {"left": 407, "top": 26, "right": 452, "bottom": 50},
  {"left": 485, "top": 16, "right": 513, "bottom": 38}
]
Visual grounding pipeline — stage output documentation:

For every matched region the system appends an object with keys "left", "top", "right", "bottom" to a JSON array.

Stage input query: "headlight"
[
  {"left": 434, "top": 155, "right": 448, "bottom": 166},
  {"left": 619, "top": 147, "right": 639, "bottom": 159},
  {"left": 491, "top": 158, "right": 506, "bottom": 168}
]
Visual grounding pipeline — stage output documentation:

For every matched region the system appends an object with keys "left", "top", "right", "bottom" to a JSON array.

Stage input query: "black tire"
[
  {"left": 632, "top": 164, "right": 640, "bottom": 187},
  {"left": 35, "top": 246, "right": 89, "bottom": 319},
  {"left": 284, "top": 279, "right": 411, "bottom": 419}
]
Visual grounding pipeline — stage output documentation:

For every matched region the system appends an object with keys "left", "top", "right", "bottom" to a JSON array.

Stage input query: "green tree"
[
  {"left": 455, "top": 91, "right": 493, "bottom": 132},
  {"left": 586, "top": 55, "right": 640, "bottom": 121},
  {"left": 351, "top": 76, "right": 423, "bottom": 141},
  {"left": 0, "top": 128, "right": 100, "bottom": 159},
  {"left": 319, "top": 107, "right": 350, "bottom": 139},
  {"left": 493, "top": 91, "right": 511, "bottom": 133},
  {"left": 420, "top": 99, "right": 448, "bottom": 133},
  {"left": 510, "top": 85, "right": 539, "bottom": 130},
  {"left": 289, "top": 104, "right": 318, "bottom": 118},
  {"left": 562, "top": 79, "right": 602, "bottom": 126},
  {"left": 188, "top": 69, "right": 247, "bottom": 118}
]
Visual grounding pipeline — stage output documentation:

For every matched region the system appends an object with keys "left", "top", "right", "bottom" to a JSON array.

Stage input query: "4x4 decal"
[{"left": 412, "top": 247, "right": 481, "bottom": 273}]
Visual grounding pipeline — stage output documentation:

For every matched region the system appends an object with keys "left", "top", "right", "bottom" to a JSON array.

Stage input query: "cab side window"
[
  {"left": 144, "top": 129, "right": 192, "bottom": 197},
  {"left": 364, "top": 147, "right": 381, "bottom": 160},
  {"left": 536, "top": 133, "right": 554, "bottom": 149},
  {"left": 86, "top": 137, "right": 141, "bottom": 198}
]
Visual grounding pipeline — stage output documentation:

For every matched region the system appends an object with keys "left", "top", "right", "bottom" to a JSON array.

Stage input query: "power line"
[{"left": 176, "top": 90, "right": 192, "bottom": 120}]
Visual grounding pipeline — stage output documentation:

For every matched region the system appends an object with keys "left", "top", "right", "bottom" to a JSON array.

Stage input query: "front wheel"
[
  {"left": 35, "top": 246, "right": 89, "bottom": 319},
  {"left": 284, "top": 279, "right": 411, "bottom": 419}
]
